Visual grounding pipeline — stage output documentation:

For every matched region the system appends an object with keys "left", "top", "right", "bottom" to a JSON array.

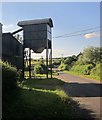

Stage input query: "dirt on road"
[{"left": 58, "top": 72, "right": 102, "bottom": 120}]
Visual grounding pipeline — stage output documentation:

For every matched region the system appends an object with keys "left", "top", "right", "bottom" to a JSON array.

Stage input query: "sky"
[{"left": 1, "top": 2, "right": 100, "bottom": 59}]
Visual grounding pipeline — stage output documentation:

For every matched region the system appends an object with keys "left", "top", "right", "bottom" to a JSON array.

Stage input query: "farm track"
[{"left": 58, "top": 72, "right": 102, "bottom": 120}]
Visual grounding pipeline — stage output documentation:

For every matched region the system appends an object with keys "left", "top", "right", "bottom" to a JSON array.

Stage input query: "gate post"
[
  {"left": 22, "top": 30, "right": 25, "bottom": 78},
  {"left": 51, "top": 42, "right": 52, "bottom": 78},
  {"left": 46, "top": 39, "right": 48, "bottom": 79},
  {"left": 29, "top": 48, "right": 31, "bottom": 78}
]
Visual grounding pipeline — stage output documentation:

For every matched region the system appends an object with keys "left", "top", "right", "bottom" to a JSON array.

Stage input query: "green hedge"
[
  {"left": 1, "top": 61, "right": 20, "bottom": 90},
  {"left": 71, "top": 64, "right": 94, "bottom": 75}
]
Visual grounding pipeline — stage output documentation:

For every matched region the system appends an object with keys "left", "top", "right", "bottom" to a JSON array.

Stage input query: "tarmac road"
[{"left": 58, "top": 72, "right": 102, "bottom": 120}]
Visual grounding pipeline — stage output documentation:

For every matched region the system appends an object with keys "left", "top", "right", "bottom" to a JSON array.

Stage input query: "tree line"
[{"left": 53, "top": 46, "right": 101, "bottom": 80}]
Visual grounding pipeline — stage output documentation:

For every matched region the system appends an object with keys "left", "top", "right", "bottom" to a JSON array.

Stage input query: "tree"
[
  {"left": 14, "top": 34, "right": 23, "bottom": 44},
  {"left": 64, "top": 55, "right": 77, "bottom": 64},
  {"left": 58, "top": 63, "right": 68, "bottom": 71},
  {"left": 77, "top": 46, "right": 101, "bottom": 65},
  {"left": 53, "top": 59, "right": 61, "bottom": 65}
]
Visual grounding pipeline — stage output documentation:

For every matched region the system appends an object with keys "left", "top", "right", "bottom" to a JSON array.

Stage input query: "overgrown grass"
[
  {"left": 64, "top": 70, "right": 101, "bottom": 81},
  {"left": 19, "top": 78, "right": 64, "bottom": 90},
  {"left": 3, "top": 78, "right": 78, "bottom": 119},
  {"left": 65, "top": 63, "right": 101, "bottom": 81},
  {"left": 70, "top": 64, "right": 94, "bottom": 75}
]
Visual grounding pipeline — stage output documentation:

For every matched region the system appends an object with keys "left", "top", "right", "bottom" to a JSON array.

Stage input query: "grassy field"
[
  {"left": 64, "top": 70, "right": 101, "bottom": 81},
  {"left": 3, "top": 78, "right": 78, "bottom": 119}
]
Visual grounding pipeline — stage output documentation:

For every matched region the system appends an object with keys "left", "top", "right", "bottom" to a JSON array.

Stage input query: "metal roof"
[{"left": 18, "top": 18, "right": 53, "bottom": 27}]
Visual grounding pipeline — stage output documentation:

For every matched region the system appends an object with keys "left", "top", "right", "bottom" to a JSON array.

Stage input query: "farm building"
[
  {"left": 2, "top": 33, "right": 23, "bottom": 69},
  {"left": 2, "top": 18, "right": 53, "bottom": 78},
  {"left": 0, "top": 23, "right": 2, "bottom": 60},
  {"left": 18, "top": 18, "right": 53, "bottom": 53}
]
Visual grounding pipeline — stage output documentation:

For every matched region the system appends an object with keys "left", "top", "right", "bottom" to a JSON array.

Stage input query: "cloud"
[
  {"left": 84, "top": 32, "right": 99, "bottom": 39},
  {"left": 3, "top": 24, "right": 14, "bottom": 29},
  {"left": 3, "top": 24, "right": 20, "bottom": 33}
]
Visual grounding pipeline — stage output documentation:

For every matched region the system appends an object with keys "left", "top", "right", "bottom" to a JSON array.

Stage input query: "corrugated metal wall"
[
  {"left": 23, "top": 24, "right": 51, "bottom": 53},
  {"left": 0, "top": 23, "right": 2, "bottom": 60},
  {"left": 2, "top": 33, "right": 23, "bottom": 69},
  {"left": 18, "top": 18, "right": 53, "bottom": 53}
]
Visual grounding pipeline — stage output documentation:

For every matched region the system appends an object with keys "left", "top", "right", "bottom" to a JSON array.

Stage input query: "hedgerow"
[
  {"left": 70, "top": 64, "right": 94, "bottom": 75},
  {"left": 1, "top": 60, "right": 21, "bottom": 90}
]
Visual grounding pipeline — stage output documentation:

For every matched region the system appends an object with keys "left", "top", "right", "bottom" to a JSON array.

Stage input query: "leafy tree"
[
  {"left": 58, "top": 63, "right": 68, "bottom": 71},
  {"left": 14, "top": 34, "right": 23, "bottom": 44},
  {"left": 61, "top": 57, "right": 64, "bottom": 64},
  {"left": 53, "top": 59, "right": 61, "bottom": 65},
  {"left": 90, "top": 63, "right": 102, "bottom": 79},
  {"left": 71, "top": 64, "right": 94, "bottom": 75},
  {"left": 64, "top": 56, "right": 77, "bottom": 64},
  {"left": 77, "top": 46, "right": 101, "bottom": 65}
]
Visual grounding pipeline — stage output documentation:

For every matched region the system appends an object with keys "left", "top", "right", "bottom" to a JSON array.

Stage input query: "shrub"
[
  {"left": 41, "top": 64, "right": 47, "bottom": 74},
  {"left": 58, "top": 63, "right": 68, "bottom": 71},
  {"left": 34, "top": 64, "right": 44, "bottom": 74},
  {"left": 34, "top": 62, "right": 47, "bottom": 74},
  {"left": 1, "top": 61, "right": 20, "bottom": 90},
  {"left": 71, "top": 64, "right": 94, "bottom": 75},
  {"left": 90, "top": 63, "right": 102, "bottom": 79}
]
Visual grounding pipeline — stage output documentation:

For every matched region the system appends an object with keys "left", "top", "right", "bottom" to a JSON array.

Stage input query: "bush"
[
  {"left": 52, "top": 59, "right": 61, "bottom": 66},
  {"left": 58, "top": 63, "right": 68, "bottom": 71},
  {"left": 34, "top": 64, "right": 44, "bottom": 74},
  {"left": 71, "top": 64, "right": 94, "bottom": 75},
  {"left": 90, "top": 64, "right": 102, "bottom": 79},
  {"left": 1, "top": 61, "right": 20, "bottom": 90}
]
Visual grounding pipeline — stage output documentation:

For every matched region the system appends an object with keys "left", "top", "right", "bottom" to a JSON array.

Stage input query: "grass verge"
[
  {"left": 3, "top": 78, "right": 77, "bottom": 119},
  {"left": 64, "top": 70, "right": 101, "bottom": 81}
]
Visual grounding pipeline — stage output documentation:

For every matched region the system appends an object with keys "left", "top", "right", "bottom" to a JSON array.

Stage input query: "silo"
[
  {"left": 18, "top": 18, "right": 53, "bottom": 78},
  {"left": 17, "top": 18, "right": 53, "bottom": 53}
]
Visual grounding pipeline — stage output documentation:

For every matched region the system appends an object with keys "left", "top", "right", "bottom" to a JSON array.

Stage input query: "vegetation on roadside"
[
  {"left": 70, "top": 64, "right": 94, "bottom": 75},
  {"left": 2, "top": 61, "right": 77, "bottom": 119},
  {"left": 2, "top": 60, "right": 95, "bottom": 119},
  {"left": 58, "top": 46, "right": 102, "bottom": 80},
  {"left": 1, "top": 60, "right": 21, "bottom": 90}
]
